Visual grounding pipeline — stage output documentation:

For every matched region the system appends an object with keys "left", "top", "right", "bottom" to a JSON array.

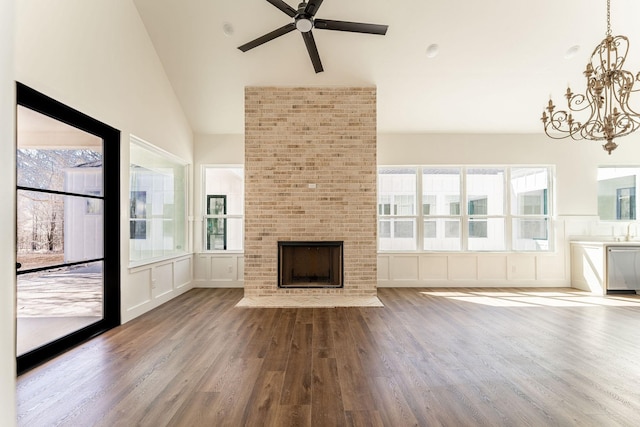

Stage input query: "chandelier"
[{"left": 541, "top": 0, "right": 640, "bottom": 154}]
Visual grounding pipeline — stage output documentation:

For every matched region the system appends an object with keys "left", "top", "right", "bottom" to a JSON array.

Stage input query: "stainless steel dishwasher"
[{"left": 607, "top": 246, "right": 640, "bottom": 292}]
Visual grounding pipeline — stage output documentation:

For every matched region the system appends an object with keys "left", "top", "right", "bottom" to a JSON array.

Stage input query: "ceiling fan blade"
[
  {"left": 314, "top": 19, "right": 388, "bottom": 35},
  {"left": 266, "top": 0, "right": 297, "bottom": 17},
  {"left": 301, "top": 31, "right": 323, "bottom": 73},
  {"left": 238, "top": 23, "right": 296, "bottom": 52},
  {"left": 304, "top": 0, "right": 324, "bottom": 17}
]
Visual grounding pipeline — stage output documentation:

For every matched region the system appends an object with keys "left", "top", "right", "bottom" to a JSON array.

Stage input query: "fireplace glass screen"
[{"left": 278, "top": 241, "right": 343, "bottom": 288}]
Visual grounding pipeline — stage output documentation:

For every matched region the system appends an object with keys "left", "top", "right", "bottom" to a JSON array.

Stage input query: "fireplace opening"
[{"left": 278, "top": 241, "right": 343, "bottom": 288}]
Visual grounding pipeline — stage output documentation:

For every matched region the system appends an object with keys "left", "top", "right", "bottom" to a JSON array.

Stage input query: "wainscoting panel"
[
  {"left": 507, "top": 256, "right": 537, "bottom": 281},
  {"left": 193, "top": 253, "right": 244, "bottom": 288},
  {"left": 123, "top": 255, "right": 194, "bottom": 323},
  {"left": 126, "top": 268, "right": 152, "bottom": 310},
  {"left": 477, "top": 256, "right": 508, "bottom": 281},
  {"left": 376, "top": 252, "right": 569, "bottom": 287},
  {"left": 194, "top": 254, "right": 211, "bottom": 283},
  {"left": 174, "top": 257, "right": 192, "bottom": 289},
  {"left": 153, "top": 263, "right": 174, "bottom": 298},
  {"left": 390, "top": 255, "right": 420, "bottom": 281},
  {"left": 449, "top": 256, "right": 478, "bottom": 281},
  {"left": 419, "top": 256, "right": 448, "bottom": 281}
]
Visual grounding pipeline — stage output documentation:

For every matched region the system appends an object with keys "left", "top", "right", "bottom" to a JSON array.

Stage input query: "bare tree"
[{"left": 17, "top": 148, "right": 101, "bottom": 256}]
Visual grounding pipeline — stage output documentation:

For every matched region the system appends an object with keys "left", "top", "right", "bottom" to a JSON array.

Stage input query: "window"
[
  {"left": 203, "top": 166, "right": 244, "bottom": 251},
  {"left": 510, "top": 167, "right": 550, "bottom": 251},
  {"left": 379, "top": 166, "right": 554, "bottom": 252},
  {"left": 467, "top": 168, "right": 505, "bottom": 250},
  {"left": 378, "top": 168, "right": 417, "bottom": 250},
  {"left": 129, "top": 136, "right": 188, "bottom": 263},
  {"left": 422, "top": 167, "right": 461, "bottom": 250},
  {"left": 597, "top": 167, "right": 640, "bottom": 221}
]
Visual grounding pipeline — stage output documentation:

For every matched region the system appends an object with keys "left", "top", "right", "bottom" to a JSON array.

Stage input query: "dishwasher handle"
[{"left": 608, "top": 246, "right": 640, "bottom": 253}]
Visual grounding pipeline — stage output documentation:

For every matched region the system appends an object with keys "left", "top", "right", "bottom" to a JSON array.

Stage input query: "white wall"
[
  {"left": 193, "top": 131, "right": 640, "bottom": 287},
  {"left": 0, "top": 0, "right": 16, "bottom": 424},
  {"left": 15, "top": 0, "right": 195, "bottom": 324}
]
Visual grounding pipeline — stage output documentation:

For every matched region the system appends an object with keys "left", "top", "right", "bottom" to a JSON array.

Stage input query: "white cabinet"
[{"left": 571, "top": 242, "right": 606, "bottom": 294}]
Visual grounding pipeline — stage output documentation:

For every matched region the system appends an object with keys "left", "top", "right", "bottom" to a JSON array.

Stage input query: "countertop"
[{"left": 570, "top": 240, "right": 640, "bottom": 246}]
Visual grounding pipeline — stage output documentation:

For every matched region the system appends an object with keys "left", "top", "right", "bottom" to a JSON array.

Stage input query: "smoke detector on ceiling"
[
  {"left": 426, "top": 44, "right": 439, "bottom": 58},
  {"left": 222, "top": 22, "right": 234, "bottom": 37}
]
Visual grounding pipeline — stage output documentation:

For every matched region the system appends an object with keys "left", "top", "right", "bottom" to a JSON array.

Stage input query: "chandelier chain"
[{"left": 607, "top": 0, "right": 611, "bottom": 36}]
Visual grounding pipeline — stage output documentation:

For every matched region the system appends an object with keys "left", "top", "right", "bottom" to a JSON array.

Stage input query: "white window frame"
[
  {"left": 377, "top": 167, "right": 418, "bottom": 251},
  {"left": 378, "top": 165, "right": 555, "bottom": 252}
]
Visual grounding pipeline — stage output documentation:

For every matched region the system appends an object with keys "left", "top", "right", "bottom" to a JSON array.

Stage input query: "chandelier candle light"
[{"left": 541, "top": 0, "right": 640, "bottom": 154}]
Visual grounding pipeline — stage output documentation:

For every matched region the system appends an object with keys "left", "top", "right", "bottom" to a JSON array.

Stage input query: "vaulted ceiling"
[{"left": 132, "top": 0, "right": 640, "bottom": 136}]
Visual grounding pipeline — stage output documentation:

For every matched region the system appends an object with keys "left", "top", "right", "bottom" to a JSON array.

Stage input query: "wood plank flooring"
[{"left": 16, "top": 288, "right": 640, "bottom": 426}]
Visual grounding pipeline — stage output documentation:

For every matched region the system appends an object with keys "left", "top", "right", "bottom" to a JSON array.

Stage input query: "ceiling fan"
[{"left": 238, "top": 0, "right": 388, "bottom": 73}]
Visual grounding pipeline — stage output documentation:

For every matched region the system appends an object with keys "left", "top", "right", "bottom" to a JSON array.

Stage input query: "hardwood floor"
[{"left": 16, "top": 288, "right": 640, "bottom": 426}]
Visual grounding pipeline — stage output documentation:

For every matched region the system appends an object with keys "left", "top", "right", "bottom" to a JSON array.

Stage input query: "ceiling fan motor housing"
[
  {"left": 295, "top": 2, "right": 313, "bottom": 32},
  {"left": 295, "top": 18, "right": 313, "bottom": 32}
]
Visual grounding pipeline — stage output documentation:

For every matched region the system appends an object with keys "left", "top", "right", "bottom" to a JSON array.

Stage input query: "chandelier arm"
[
  {"left": 543, "top": 110, "right": 585, "bottom": 140},
  {"left": 616, "top": 107, "right": 640, "bottom": 124},
  {"left": 579, "top": 120, "right": 608, "bottom": 141},
  {"left": 612, "top": 106, "right": 640, "bottom": 124},
  {"left": 573, "top": 89, "right": 601, "bottom": 126},
  {"left": 615, "top": 117, "right": 640, "bottom": 136},
  {"left": 566, "top": 93, "right": 593, "bottom": 112},
  {"left": 612, "top": 71, "right": 640, "bottom": 118}
]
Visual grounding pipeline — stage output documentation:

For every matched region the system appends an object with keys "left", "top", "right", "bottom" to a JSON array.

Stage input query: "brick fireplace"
[{"left": 242, "top": 86, "right": 378, "bottom": 302}]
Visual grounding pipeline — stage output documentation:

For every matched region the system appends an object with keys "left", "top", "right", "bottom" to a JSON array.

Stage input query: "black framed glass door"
[{"left": 16, "top": 83, "right": 120, "bottom": 374}]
